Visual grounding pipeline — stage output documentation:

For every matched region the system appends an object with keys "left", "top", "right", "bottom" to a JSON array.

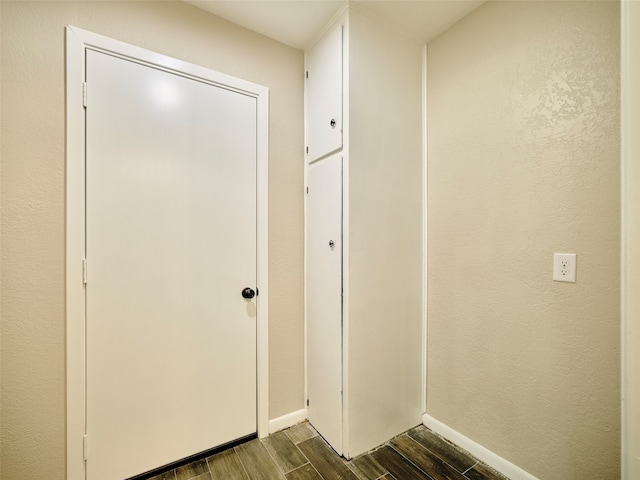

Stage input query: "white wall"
[
  {"left": 347, "top": 7, "right": 424, "bottom": 457},
  {"left": 427, "top": 2, "right": 620, "bottom": 478}
]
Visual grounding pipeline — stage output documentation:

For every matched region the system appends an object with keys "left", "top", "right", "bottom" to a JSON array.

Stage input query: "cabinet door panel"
[
  {"left": 307, "top": 23, "right": 342, "bottom": 163},
  {"left": 307, "top": 153, "right": 343, "bottom": 454}
]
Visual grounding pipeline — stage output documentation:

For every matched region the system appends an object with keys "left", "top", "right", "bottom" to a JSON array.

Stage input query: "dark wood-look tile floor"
[{"left": 148, "top": 422, "right": 509, "bottom": 480}]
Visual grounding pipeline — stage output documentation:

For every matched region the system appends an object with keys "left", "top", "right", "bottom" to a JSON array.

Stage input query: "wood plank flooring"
[{"left": 148, "top": 422, "right": 509, "bottom": 480}]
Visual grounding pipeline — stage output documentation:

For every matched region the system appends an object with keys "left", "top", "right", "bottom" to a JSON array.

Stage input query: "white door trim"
[
  {"left": 65, "top": 26, "right": 269, "bottom": 480},
  {"left": 421, "top": 44, "right": 428, "bottom": 416},
  {"left": 621, "top": 2, "right": 640, "bottom": 478},
  {"left": 340, "top": 11, "right": 351, "bottom": 458}
]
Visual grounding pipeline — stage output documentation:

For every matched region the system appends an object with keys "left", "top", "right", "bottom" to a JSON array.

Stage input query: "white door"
[
  {"left": 85, "top": 50, "right": 257, "bottom": 480},
  {"left": 307, "top": 153, "right": 343, "bottom": 454},
  {"left": 306, "top": 23, "right": 343, "bottom": 163}
]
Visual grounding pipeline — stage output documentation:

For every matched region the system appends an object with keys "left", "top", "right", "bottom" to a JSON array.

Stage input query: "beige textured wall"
[
  {"left": 426, "top": 2, "right": 620, "bottom": 479},
  {"left": 0, "top": 2, "right": 304, "bottom": 478},
  {"left": 347, "top": 8, "right": 424, "bottom": 457}
]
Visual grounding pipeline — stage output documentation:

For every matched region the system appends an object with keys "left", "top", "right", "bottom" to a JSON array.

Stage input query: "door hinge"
[
  {"left": 82, "top": 82, "right": 87, "bottom": 108},
  {"left": 306, "top": 399, "right": 309, "bottom": 407},
  {"left": 82, "top": 259, "right": 87, "bottom": 285},
  {"left": 306, "top": 186, "right": 309, "bottom": 194},
  {"left": 306, "top": 146, "right": 309, "bottom": 154},
  {"left": 83, "top": 434, "right": 88, "bottom": 461},
  {"left": 305, "top": 71, "right": 309, "bottom": 79}
]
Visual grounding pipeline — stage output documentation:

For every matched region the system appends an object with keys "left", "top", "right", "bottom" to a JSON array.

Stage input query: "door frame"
[
  {"left": 621, "top": 2, "right": 640, "bottom": 478},
  {"left": 65, "top": 26, "right": 269, "bottom": 480}
]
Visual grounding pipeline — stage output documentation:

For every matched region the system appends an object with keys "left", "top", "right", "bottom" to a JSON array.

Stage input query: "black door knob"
[{"left": 242, "top": 288, "right": 255, "bottom": 299}]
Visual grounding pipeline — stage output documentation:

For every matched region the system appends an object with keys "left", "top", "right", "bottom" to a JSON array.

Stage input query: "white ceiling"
[{"left": 185, "top": 1, "right": 485, "bottom": 51}]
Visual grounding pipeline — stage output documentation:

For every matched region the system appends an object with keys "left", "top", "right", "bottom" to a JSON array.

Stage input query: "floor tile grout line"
[
  {"left": 307, "top": 460, "right": 327, "bottom": 480},
  {"left": 345, "top": 460, "right": 369, "bottom": 479},
  {"left": 204, "top": 456, "right": 213, "bottom": 478},
  {"left": 298, "top": 434, "right": 357, "bottom": 480},
  {"left": 298, "top": 443, "right": 335, "bottom": 480},
  {"left": 404, "top": 431, "right": 471, "bottom": 475},
  {"left": 346, "top": 453, "right": 390, "bottom": 480},
  {"left": 284, "top": 461, "right": 312, "bottom": 475},
  {"left": 284, "top": 428, "right": 301, "bottom": 446},
  {"left": 374, "top": 473, "right": 393, "bottom": 480},
  {"left": 289, "top": 453, "right": 329, "bottom": 480},
  {"left": 462, "top": 461, "right": 479, "bottom": 475},
  {"left": 377, "top": 474, "right": 397, "bottom": 480},
  {"left": 346, "top": 459, "right": 369, "bottom": 480},
  {"left": 260, "top": 435, "right": 291, "bottom": 476},
  {"left": 386, "top": 441, "right": 437, "bottom": 480},
  {"left": 188, "top": 474, "right": 211, "bottom": 480},
  {"left": 414, "top": 428, "right": 484, "bottom": 471},
  {"left": 282, "top": 461, "right": 313, "bottom": 477},
  {"left": 180, "top": 461, "right": 209, "bottom": 480},
  {"left": 284, "top": 423, "right": 318, "bottom": 446},
  {"left": 285, "top": 439, "right": 312, "bottom": 474},
  {"left": 264, "top": 434, "right": 313, "bottom": 476},
  {"left": 233, "top": 445, "right": 253, "bottom": 480}
]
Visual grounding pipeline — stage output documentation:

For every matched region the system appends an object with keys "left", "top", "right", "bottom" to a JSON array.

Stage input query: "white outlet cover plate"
[{"left": 553, "top": 253, "right": 577, "bottom": 283}]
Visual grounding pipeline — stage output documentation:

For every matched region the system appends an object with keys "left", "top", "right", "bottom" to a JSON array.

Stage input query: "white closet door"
[
  {"left": 307, "top": 23, "right": 343, "bottom": 163},
  {"left": 307, "top": 153, "right": 343, "bottom": 454},
  {"left": 85, "top": 50, "right": 257, "bottom": 480}
]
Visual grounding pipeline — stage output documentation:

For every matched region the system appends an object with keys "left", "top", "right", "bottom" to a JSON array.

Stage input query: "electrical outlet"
[{"left": 553, "top": 253, "right": 577, "bottom": 283}]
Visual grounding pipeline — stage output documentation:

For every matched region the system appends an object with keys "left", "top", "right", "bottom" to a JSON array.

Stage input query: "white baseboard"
[
  {"left": 268, "top": 408, "right": 308, "bottom": 434},
  {"left": 422, "top": 414, "right": 538, "bottom": 480}
]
